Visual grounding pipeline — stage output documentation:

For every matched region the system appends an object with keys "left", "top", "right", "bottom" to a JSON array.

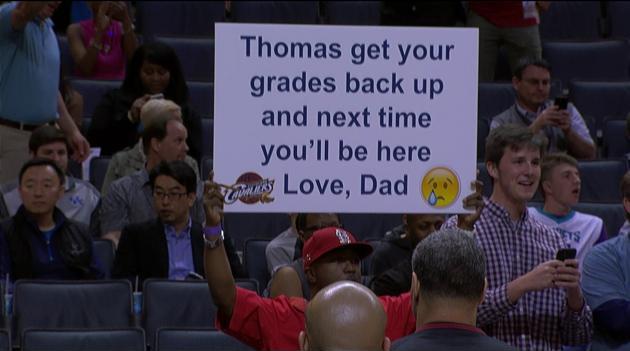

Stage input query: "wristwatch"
[{"left": 203, "top": 225, "right": 224, "bottom": 249}]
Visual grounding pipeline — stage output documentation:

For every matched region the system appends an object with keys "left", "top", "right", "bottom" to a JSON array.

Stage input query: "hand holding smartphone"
[
  {"left": 556, "top": 248, "right": 577, "bottom": 262},
  {"left": 554, "top": 96, "right": 568, "bottom": 110}
]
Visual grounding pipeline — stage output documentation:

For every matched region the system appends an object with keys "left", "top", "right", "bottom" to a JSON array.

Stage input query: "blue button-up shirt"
[
  {"left": 164, "top": 218, "right": 194, "bottom": 280},
  {"left": 0, "top": 2, "right": 59, "bottom": 123}
]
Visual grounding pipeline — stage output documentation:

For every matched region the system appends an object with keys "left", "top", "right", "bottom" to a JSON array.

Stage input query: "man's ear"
[
  {"left": 150, "top": 137, "right": 160, "bottom": 154},
  {"left": 383, "top": 336, "right": 391, "bottom": 351},
  {"left": 512, "top": 76, "right": 520, "bottom": 90},
  {"left": 541, "top": 179, "right": 552, "bottom": 197},
  {"left": 479, "top": 278, "right": 488, "bottom": 305},
  {"left": 299, "top": 331, "right": 308, "bottom": 351},
  {"left": 486, "top": 161, "right": 498, "bottom": 181},
  {"left": 624, "top": 197, "right": 630, "bottom": 218},
  {"left": 411, "top": 272, "right": 420, "bottom": 317}
]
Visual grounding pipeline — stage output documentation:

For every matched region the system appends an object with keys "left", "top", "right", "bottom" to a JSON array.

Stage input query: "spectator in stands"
[
  {"left": 202, "top": 178, "right": 416, "bottom": 351},
  {"left": 528, "top": 153, "right": 606, "bottom": 265},
  {"left": 60, "top": 66, "right": 84, "bottom": 128},
  {"left": 490, "top": 58, "right": 596, "bottom": 159},
  {"left": 0, "top": 125, "right": 100, "bottom": 229},
  {"left": 582, "top": 171, "right": 630, "bottom": 349},
  {"left": 619, "top": 171, "right": 630, "bottom": 236},
  {"left": 88, "top": 41, "right": 202, "bottom": 161},
  {"left": 265, "top": 213, "right": 298, "bottom": 275},
  {"left": 100, "top": 99, "right": 199, "bottom": 195},
  {"left": 392, "top": 228, "right": 517, "bottom": 351},
  {"left": 299, "top": 281, "right": 391, "bottom": 351},
  {"left": 468, "top": 1, "right": 549, "bottom": 82},
  {"left": 268, "top": 213, "right": 341, "bottom": 299},
  {"left": 0, "top": 158, "right": 102, "bottom": 281},
  {"left": 0, "top": 1, "right": 90, "bottom": 183},
  {"left": 112, "top": 161, "right": 205, "bottom": 285},
  {"left": 442, "top": 124, "right": 592, "bottom": 350},
  {"left": 66, "top": 1, "right": 137, "bottom": 79}
]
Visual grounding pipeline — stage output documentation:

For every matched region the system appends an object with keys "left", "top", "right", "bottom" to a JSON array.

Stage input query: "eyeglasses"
[
  {"left": 522, "top": 78, "right": 550, "bottom": 87},
  {"left": 153, "top": 191, "right": 188, "bottom": 200}
]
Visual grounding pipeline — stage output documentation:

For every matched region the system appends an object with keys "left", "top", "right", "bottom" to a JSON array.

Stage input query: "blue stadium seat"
[
  {"left": 156, "top": 328, "right": 254, "bottom": 351},
  {"left": 539, "top": 1, "right": 601, "bottom": 40},
  {"left": 201, "top": 156, "right": 213, "bottom": 180},
  {"left": 89, "top": 156, "right": 111, "bottom": 191},
  {"left": 578, "top": 160, "right": 628, "bottom": 203},
  {"left": 201, "top": 118, "right": 214, "bottom": 157},
  {"left": 93, "top": 239, "right": 115, "bottom": 279},
  {"left": 573, "top": 202, "right": 626, "bottom": 237},
  {"left": 188, "top": 82, "right": 214, "bottom": 117},
  {"left": 236, "top": 278, "right": 261, "bottom": 295},
  {"left": 608, "top": 1, "right": 630, "bottom": 38},
  {"left": 21, "top": 328, "right": 145, "bottom": 351},
  {"left": 231, "top": 1, "right": 319, "bottom": 24},
  {"left": 603, "top": 119, "right": 630, "bottom": 158},
  {"left": 137, "top": 1, "right": 224, "bottom": 39},
  {"left": 243, "top": 239, "right": 271, "bottom": 290},
  {"left": 339, "top": 214, "right": 401, "bottom": 240},
  {"left": 323, "top": 1, "right": 381, "bottom": 25},
  {"left": 13, "top": 280, "right": 133, "bottom": 346},
  {"left": 70, "top": 79, "right": 122, "bottom": 118},
  {"left": 569, "top": 81, "right": 630, "bottom": 132},
  {"left": 223, "top": 213, "right": 290, "bottom": 250},
  {"left": 142, "top": 279, "right": 216, "bottom": 349},
  {"left": 155, "top": 37, "right": 214, "bottom": 82},
  {"left": 478, "top": 82, "right": 515, "bottom": 121},
  {"left": 542, "top": 40, "right": 630, "bottom": 89},
  {"left": 0, "top": 329, "right": 8, "bottom": 351}
]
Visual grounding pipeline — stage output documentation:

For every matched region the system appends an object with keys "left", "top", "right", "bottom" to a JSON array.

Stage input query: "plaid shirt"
[{"left": 445, "top": 199, "right": 592, "bottom": 350}]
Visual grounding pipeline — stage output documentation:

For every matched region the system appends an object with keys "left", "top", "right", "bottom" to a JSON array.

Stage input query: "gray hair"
[{"left": 412, "top": 227, "right": 485, "bottom": 301}]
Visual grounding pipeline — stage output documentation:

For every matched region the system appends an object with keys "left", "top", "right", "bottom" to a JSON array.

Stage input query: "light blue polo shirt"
[
  {"left": 582, "top": 233, "right": 630, "bottom": 309},
  {"left": 0, "top": 2, "right": 59, "bottom": 124}
]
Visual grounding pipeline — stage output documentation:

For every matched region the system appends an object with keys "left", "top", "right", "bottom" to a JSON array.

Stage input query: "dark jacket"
[
  {"left": 112, "top": 218, "right": 246, "bottom": 286},
  {"left": 88, "top": 88, "right": 202, "bottom": 161},
  {"left": 370, "top": 224, "right": 413, "bottom": 296},
  {"left": 0, "top": 206, "right": 101, "bottom": 280}
]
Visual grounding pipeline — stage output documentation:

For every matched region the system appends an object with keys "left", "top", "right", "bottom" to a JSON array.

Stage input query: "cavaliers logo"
[{"left": 224, "top": 172, "right": 275, "bottom": 205}]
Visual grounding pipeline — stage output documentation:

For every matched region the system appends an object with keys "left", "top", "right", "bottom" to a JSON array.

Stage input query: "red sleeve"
[
  {"left": 379, "top": 292, "right": 416, "bottom": 341},
  {"left": 216, "top": 287, "right": 307, "bottom": 351}
]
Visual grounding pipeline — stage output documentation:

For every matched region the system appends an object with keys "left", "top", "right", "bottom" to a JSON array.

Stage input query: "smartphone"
[
  {"left": 554, "top": 96, "right": 568, "bottom": 110},
  {"left": 556, "top": 248, "right": 577, "bottom": 261},
  {"left": 149, "top": 93, "right": 164, "bottom": 100}
]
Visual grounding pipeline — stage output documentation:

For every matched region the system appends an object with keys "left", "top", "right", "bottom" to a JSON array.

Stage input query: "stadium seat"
[
  {"left": 478, "top": 118, "right": 489, "bottom": 161},
  {"left": 188, "top": 82, "right": 214, "bottom": 117},
  {"left": 478, "top": 82, "right": 515, "bottom": 121},
  {"left": 539, "top": 1, "right": 602, "bottom": 40},
  {"left": 13, "top": 280, "right": 133, "bottom": 346},
  {"left": 323, "top": 1, "right": 381, "bottom": 25},
  {"left": 201, "top": 156, "right": 213, "bottom": 179},
  {"left": 573, "top": 202, "right": 627, "bottom": 237},
  {"left": 578, "top": 160, "right": 628, "bottom": 203},
  {"left": 93, "top": 239, "right": 115, "bottom": 279},
  {"left": 70, "top": 79, "right": 122, "bottom": 118},
  {"left": 142, "top": 279, "right": 216, "bottom": 349},
  {"left": 231, "top": 1, "right": 319, "bottom": 24},
  {"left": 156, "top": 328, "right": 254, "bottom": 351},
  {"left": 542, "top": 40, "right": 630, "bottom": 89},
  {"left": 201, "top": 118, "right": 214, "bottom": 157},
  {"left": 89, "top": 156, "right": 111, "bottom": 191},
  {"left": 236, "top": 278, "right": 261, "bottom": 295},
  {"left": 155, "top": 37, "right": 214, "bottom": 82},
  {"left": 223, "top": 213, "right": 290, "bottom": 250},
  {"left": 608, "top": 1, "right": 630, "bottom": 38},
  {"left": 137, "top": 1, "right": 224, "bottom": 39},
  {"left": 243, "top": 239, "right": 271, "bottom": 290},
  {"left": 338, "top": 214, "right": 401, "bottom": 240},
  {"left": 603, "top": 119, "right": 630, "bottom": 158},
  {"left": 21, "top": 328, "right": 145, "bottom": 351},
  {"left": 569, "top": 81, "right": 630, "bottom": 131},
  {"left": 0, "top": 329, "right": 8, "bottom": 351}
]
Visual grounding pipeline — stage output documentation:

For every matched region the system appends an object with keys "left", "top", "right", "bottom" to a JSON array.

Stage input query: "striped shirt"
[{"left": 445, "top": 199, "right": 592, "bottom": 350}]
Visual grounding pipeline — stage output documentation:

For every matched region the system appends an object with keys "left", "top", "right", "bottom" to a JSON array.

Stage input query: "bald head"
[{"left": 300, "top": 281, "right": 389, "bottom": 351}]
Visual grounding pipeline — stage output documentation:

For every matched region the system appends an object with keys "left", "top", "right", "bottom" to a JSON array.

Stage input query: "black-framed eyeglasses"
[{"left": 153, "top": 191, "right": 188, "bottom": 200}]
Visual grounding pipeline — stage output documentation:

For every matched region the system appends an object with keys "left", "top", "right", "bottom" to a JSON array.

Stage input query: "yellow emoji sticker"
[{"left": 421, "top": 167, "right": 460, "bottom": 208}]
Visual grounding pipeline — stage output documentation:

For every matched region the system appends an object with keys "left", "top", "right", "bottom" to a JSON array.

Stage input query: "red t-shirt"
[
  {"left": 470, "top": 1, "right": 539, "bottom": 28},
  {"left": 217, "top": 287, "right": 416, "bottom": 351}
]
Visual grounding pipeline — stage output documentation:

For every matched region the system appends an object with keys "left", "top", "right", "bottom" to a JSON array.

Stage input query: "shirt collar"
[
  {"left": 485, "top": 198, "right": 529, "bottom": 222},
  {"left": 515, "top": 100, "right": 552, "bottom": 120},
  {"left": 164, "top": 217, "right": 193, "bottom": 239}
]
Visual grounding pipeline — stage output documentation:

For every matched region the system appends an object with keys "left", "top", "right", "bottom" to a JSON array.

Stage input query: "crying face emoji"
[{"left": 421, "top": 167, "right": 460, "bottom": 208}]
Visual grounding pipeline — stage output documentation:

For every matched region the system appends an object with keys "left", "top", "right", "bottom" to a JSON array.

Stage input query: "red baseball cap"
[{"left": 302, "top": 227, "right": 373, "bottom": 269}]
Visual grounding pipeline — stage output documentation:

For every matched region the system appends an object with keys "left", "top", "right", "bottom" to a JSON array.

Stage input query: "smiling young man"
[
  {"left": 490, "top": 58, "right": 595, "bottom": 159},
  {"left": 528, "top": 153, "right": 606, "bottom": 265},
  {"left": 443, "top": 124, "right": 592, "bottom": 350},
  {"left": 112, "top": 160, "right": 205, "bottom": 284}
]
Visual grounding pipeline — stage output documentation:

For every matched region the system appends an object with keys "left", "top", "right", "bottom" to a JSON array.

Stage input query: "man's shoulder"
[
  {"left": 393, "top": 329, "right": 517, "bottom": 351},
  {"left": 70, "top": 177, "right": 100, "bottom": 198},
  {"left": 109, "top": 170, "right": 146, "bottom": 192},
  {"left": 572, "top": 210, "right": 604, "bottom": 225},
  {"left": 490, "top": 104, "right": 520, "bottom": 127}
]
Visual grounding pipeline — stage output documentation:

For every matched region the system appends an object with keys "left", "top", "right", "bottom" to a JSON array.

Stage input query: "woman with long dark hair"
[{"left": 88, "top": 42, "right": 202, "bottom": 160}]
